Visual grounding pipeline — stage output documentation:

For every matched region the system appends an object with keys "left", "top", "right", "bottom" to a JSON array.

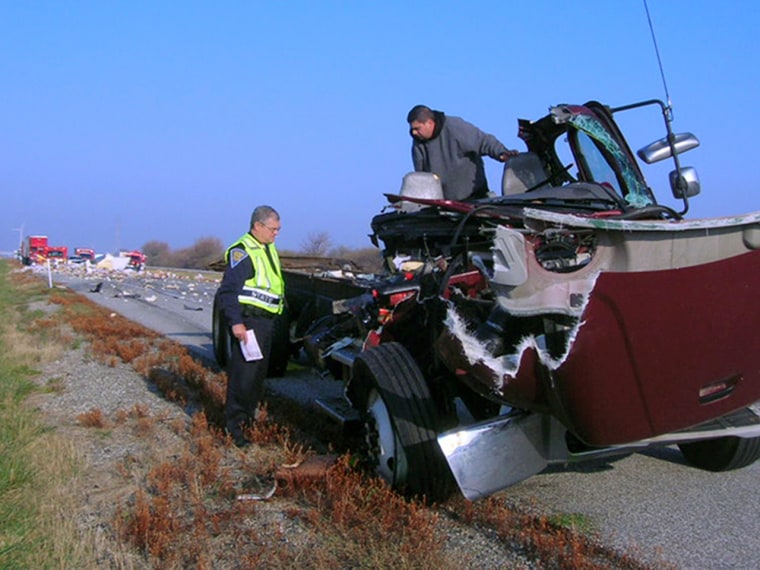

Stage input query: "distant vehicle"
[
  {"left": 45, "top": 246, "right": 68, "bottom": 264},
  {"left": 121, "top": 250, "right": 146, "bottom": 271},
  {"left": 74, "top": 247, "right": 96, "bottom": 262},
  {"left": 215, "top": 99, "right": 760, "bottom": 501},
  {"left": 21, "top": 235, "right": 48, "bottom": 265},
  {"left": 20, "top": 235, "right": 68, "bottom": 266}
]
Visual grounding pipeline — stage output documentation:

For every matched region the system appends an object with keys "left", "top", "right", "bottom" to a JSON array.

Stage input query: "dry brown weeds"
[{"left": 13, "top": 269, "right": 663, "bottom": 569}]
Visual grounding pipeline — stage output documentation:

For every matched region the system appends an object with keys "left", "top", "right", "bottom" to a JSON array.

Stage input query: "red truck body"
[
  {"left": 21, "top": 236, "right": 70, "bottom": 265},
  {"left": 45, "top": 246, "right": 68, "bottom": 262},
  {"left": 23, "top": 235, "right": 49, "bottom": 264},
  {"left": 74, "top": 247, "right": 96, "bottom": 262},
  {"left": 124, "top": 250, "right": 146, "bottom": 270}
]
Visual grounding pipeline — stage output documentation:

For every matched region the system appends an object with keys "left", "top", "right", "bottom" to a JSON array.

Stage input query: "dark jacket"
[{"left": 411, "top": 112, "right": 508, "bottom": 200}]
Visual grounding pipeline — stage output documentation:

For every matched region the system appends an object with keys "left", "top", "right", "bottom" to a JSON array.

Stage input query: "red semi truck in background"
[
  {"left": 20, "top": 238, "right": 145, "bottom": 270},
  {"left": 21, "top": 235, "right": 49, "bottom": 264},
  {"left": 45, "top": 245, "right": 68, "bottom": 263},
  {"left": 123, "top": 250, "right": 146, "bottom": 271},
  {"left": 74, "top": 247, "right": 96, "bottom": 262},
  {"left": 20, "top": 235, "right": 67, "bottom": 265}
]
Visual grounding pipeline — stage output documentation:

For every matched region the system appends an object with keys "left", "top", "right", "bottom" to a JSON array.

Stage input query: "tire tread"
[
  {"left": 354, "top": 342, "right": 454, "bottom": 499},
  {"left": 679, "top": 435, "right": 760, "bottom": 472}
]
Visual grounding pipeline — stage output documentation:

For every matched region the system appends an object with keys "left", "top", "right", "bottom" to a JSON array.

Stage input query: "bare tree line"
[{"left": 142, "top": 232, "right": 383, "bottom": 273}]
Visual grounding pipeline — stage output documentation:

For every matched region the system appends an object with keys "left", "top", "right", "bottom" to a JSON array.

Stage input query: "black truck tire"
[
  {"left": 212, "top": 292, "right": 231, "bottom": 367},
  {"left": 351, "top": 342, "right": 455, "bottom": 501},
  {"left": 678, "top": 435, "right": 760, "bottom": 472}
]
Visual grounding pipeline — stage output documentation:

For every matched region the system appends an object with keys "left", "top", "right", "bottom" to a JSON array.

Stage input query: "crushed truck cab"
[{"left": 214, "top": 99, "right": 760, "bottom": 500}]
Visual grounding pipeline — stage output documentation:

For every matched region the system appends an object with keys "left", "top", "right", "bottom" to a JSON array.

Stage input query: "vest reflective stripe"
[
  {"left": 238, "top": 286, "right": 281, "bottom": 310},
  {"left": 225, "top": 232, "right": 284, "bottom": 315}
]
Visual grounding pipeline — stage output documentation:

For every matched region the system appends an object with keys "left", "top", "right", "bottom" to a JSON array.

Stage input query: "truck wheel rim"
[{"left": 365, "top": 388, "right": 407, "bottom": 485}]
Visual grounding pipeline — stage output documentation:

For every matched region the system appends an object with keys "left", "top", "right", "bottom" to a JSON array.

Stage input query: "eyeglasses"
[{"left": 260, "top": 223, "right": 281, "bottom": 233}]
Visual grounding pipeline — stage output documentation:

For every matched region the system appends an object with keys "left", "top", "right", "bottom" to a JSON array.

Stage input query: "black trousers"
[{"left": 224, "top": 314, "right": 274, "bottom": 441}]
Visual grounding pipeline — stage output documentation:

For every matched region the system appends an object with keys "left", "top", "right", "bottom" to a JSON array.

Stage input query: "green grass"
[
  {"left": 548, "top": 512, "right": 595, "bottom": 533},
  {"left": 0, "top": 261, "right": 94, "bottom": 569},
  {"left": 0, "top": 263, "right": 47, "bottom": 565}
]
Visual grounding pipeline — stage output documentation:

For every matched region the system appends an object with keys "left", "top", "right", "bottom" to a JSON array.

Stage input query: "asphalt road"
[{"left": 51, "top": 266, "right": 759, "bottom": 570}]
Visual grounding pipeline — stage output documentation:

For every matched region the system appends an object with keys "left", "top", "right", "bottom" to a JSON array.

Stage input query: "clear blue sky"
[{"left": 3, "top": 1, "right": 759, "bottom": 256}]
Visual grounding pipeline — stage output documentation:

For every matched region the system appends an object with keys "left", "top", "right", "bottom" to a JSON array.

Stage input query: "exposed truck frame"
[{"left": 214, "top": 99, "right": 760, "bottom": 500}]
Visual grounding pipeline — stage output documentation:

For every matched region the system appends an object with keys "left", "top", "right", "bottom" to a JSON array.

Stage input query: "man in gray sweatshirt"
[{"left": 407, "top": 105, "right": 519, "bottom": 201}]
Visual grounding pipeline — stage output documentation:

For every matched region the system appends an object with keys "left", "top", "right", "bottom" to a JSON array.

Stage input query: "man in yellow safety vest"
[{"left": 217, "top": 205, "right": 284, "bottom": 447}]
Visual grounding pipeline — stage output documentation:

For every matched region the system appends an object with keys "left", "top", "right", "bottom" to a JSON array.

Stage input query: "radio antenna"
[{"left": 643, "top": 0, "right": 673, "bottom": 120}]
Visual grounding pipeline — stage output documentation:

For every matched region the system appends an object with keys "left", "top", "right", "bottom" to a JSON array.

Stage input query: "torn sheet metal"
[{"left": 439, "top": 242, "right": 760, "bottom": 446}]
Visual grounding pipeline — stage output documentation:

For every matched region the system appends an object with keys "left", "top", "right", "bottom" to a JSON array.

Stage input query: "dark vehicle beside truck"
[{"left": 214, "top": 99, "right": 760, "bottom": 500}]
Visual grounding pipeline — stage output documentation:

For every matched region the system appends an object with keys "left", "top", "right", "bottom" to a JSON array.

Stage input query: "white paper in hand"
[{"left": 240, "top": 329, "right": 263, "bottom": 361}]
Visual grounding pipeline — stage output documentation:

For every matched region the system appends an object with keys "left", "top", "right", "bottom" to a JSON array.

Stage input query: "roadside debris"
[
  {"left": 235, "top": 455, "right": 339, "bottom": 502},
  {"left": 114, "top": 291, "right": 139, "bottom": 299},
  {"left": 236, "top": 480, "right": 277, "bottom": 501}
]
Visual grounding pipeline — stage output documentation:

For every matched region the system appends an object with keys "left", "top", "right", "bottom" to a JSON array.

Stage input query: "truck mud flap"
[{"left": 437, "top": 412, "right": 549, "bottom": 500}]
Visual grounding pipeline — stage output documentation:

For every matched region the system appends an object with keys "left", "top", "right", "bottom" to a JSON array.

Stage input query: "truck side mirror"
[
  {"left": 638, "top": 133, "right": 700, "bottom": 164},
  {"left": 670, "top": 167, "right": 701, "bottom": 199}
]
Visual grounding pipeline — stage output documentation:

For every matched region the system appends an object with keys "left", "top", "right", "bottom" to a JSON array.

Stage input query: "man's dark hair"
[{"left": 407, "top": 105, "right": 435, "bottom": 124}]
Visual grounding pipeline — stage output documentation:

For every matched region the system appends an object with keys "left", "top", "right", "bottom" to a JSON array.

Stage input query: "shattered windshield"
[
  {"left": 575, "top": 130, "right": 621, "bottom": 194},
  {"left": 568, "top": 112, "right": 653, "bottom": 208}
]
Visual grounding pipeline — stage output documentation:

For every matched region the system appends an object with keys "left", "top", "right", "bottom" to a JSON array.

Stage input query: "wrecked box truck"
[{"left": 214, "top": 99, "right": 760, "bottom": 500}]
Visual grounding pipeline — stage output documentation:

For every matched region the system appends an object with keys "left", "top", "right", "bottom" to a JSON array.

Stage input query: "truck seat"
[
  {"left": 501, "top": 152, "right": 550, "bottom": 195},
  {"left": 398, "top": 172, "right": 444, "bottom": 212}
]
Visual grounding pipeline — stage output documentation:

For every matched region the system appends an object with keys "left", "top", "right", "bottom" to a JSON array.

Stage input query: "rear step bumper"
[{"left": 315, "top": 396, "right": 360, "bottom": 426}]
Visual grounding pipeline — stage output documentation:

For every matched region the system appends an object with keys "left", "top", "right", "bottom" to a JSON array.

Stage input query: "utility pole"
[
  {"left": 114, "top": 218, "right": 121, "bottom": 255},
  {"left": 11, "top": 223, "right": 24, "bottom": 258}
]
